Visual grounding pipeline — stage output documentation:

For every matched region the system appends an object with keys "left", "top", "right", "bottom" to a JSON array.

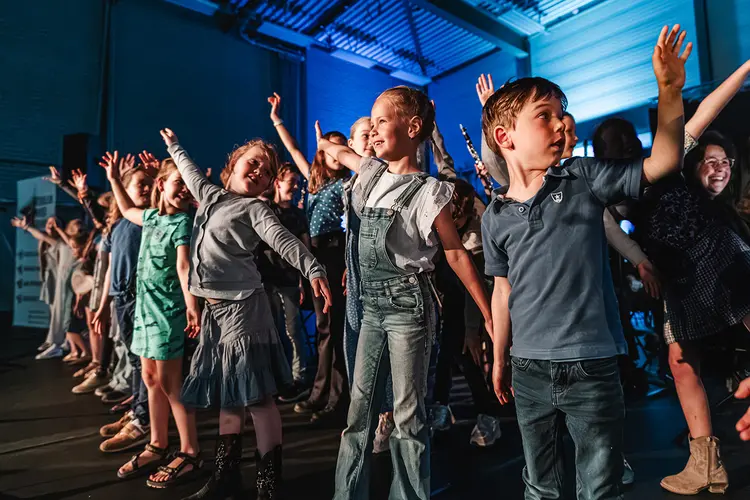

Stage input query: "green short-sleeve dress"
[{"left": 131, "top": 209, "right": 193, "bottom": 360}]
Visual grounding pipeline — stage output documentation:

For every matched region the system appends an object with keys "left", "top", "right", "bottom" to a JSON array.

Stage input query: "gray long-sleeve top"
[{"left": 168, "top": 143, "right": 326, "bottom": 300}]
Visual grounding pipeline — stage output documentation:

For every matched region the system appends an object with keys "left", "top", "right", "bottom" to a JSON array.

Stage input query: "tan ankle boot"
[{"left": 660, "top": 436, "right": 729, "bottom": 495}]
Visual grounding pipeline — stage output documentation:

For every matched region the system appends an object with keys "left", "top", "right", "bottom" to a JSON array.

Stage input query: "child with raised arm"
[
  {"left": 101, "top": 152, "right": 202, "bottom": 488},
  {"left": 94, "top": 160, "right": 154, "bottom": 454},
  {"left": 11, "top": 215, "right": 66, "bottom": 358},
  {"left": 161, "top": 128, "right": 331, "bottom": 499},
  {"left": 482, "top": 26, "right": 691, "bottom": 499},
  {"left": 268, "top": 92, "right": 350, "bottom": 423},
  {"left": 317, "top": 86, "right": 492, "bottom": 500}
]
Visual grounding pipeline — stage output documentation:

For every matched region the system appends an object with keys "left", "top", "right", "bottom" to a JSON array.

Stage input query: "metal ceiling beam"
[
  {"left": 304, "top": 0, "right": 357, "bottom": 36},
  {"left": 409, "top": 0, "right": 528, "bottom": 58},
  {"left": 402, "top": 0, "right": 426, "bottom": 75}
]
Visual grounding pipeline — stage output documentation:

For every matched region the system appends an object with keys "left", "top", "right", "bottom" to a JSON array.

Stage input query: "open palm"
[{"left": 652, "top": 24, "right": 692, "bottom": 90}]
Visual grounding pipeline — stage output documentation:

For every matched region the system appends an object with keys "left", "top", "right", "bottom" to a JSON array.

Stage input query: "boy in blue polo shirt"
[{"left": 481, "top": 25, "right": 692, "bottom": 499}]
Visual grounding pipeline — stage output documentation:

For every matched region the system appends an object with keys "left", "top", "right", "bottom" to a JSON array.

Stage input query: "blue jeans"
[
  {"left": 114, "top": 294, "right": 149, "bottom": 426},
  {"left": 335, "top": 275, "right": 437, "bottom": 500},
  {"left": 512, "top": 356, "right": 625, "bottom": 500}
]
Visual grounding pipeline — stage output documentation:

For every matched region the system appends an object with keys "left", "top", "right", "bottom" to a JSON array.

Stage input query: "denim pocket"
[
  {"left": 510, "top": 356, "right": 532, "bottom": 371},
  {"left": 388, "top": 292, "right": 421, "bottom": 311},
  {"left": 359, "top": 228, "right": 378, "bottom": 268},
  {"left": 576, "top": 357, "right": 618, "bottom": 378}
]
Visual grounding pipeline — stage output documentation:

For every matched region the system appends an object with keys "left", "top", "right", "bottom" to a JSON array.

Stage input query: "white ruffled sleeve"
[{"left": 414, "top": 179, "right": 454, "bottom": 243}]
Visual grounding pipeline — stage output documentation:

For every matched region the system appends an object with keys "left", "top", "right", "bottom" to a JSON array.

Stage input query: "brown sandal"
[
  {"left": 117, "top": 443, "right": 168, "bottom": 479},
  {"left": 146, "top": 452, "right": 203, "bottom": 489}
]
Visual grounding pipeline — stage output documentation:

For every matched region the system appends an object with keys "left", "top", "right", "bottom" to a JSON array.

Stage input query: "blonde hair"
[
  {"left": 220, "top": 139, "right": 280, "bottom": 190},
  {"left": 349, "top": 116, "right": 371, "bottom": 140},
  {"left": 377, "top": 86, "right": 434, "bottom": 142},
  {"left": 151, "top": 159, "right": 180, "bottom": 215}
]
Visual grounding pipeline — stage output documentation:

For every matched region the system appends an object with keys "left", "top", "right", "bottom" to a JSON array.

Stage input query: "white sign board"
[{"left": 13, "top": 178, "right": 56, "bottom": 328}]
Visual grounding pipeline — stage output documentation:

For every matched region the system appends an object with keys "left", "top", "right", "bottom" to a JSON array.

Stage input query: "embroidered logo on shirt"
[{"left": 551, "top": 192, "right": 563, "bottom": 203}]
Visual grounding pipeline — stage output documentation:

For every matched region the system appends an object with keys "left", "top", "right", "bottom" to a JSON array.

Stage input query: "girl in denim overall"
[{"left": 317, "top": 86, "right": 493, "bottom": 500}]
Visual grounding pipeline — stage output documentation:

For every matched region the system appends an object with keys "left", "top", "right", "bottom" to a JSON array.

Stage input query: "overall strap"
[
  {"left": 391, "top": 174, "right": 429, "bottom": 212},
  {"left": 360, "top": 161, "right": 390, "bottom": 206}
]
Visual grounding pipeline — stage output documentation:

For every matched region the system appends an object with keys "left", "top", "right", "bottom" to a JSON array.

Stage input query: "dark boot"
[
  {"left": 256, "top": 445, "right": 282, "bottom": 499},
  {"left": 183, "top": 434, "right": 243, "bottom": 500}
]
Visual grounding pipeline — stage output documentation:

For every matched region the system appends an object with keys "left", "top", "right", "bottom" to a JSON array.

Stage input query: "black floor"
[{"left": 1, "top": 327, "right": 749, "bottom": 499}]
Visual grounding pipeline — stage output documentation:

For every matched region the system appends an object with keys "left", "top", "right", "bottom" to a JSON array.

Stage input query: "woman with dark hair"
[{"left": 640, "top": 129, "right": 750, "bottom": 495}]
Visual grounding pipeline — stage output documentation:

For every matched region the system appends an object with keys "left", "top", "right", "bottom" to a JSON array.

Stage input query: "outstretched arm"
[
  {"left": 315, "top": 121, "right": 362, "bottom": 173},
  {"left": 268, "top": 93, "right": 312, "bottom": 179},
  {"left": 161, "top": 128, "right": 221, "bottom": 203},
  {"left": 687, "top": 60, "right": 750, "bottom": 141},
  {"left": 11, "top": 217, "right": 57, "bottom": 245},
  {"left": 643, "top": 25, "right": 693, "bottom": 185},
  {"left": 99, "top": 151, "right": 145, "bottom": 226}
]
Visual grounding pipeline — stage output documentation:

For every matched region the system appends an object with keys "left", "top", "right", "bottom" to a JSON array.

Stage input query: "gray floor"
[{"left": 1, "top": 326, "right": 749, "bottom": 499}]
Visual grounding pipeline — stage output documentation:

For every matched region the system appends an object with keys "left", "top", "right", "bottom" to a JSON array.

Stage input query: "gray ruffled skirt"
[{"left": 181, "top": 291, "right": 292, "bottom": 408}]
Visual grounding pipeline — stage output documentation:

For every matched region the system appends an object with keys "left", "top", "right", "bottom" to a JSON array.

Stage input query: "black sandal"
[
  {"left": 146, "top": 451, "right": 203, "bottom": 489},
  {"left": 117, "top": 443, "right": 169, "bottom": 479}
]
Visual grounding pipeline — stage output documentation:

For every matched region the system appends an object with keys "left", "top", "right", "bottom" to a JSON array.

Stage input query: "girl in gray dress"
[{"left": 161, "top": 128, "right": 332, "bottom": 500}]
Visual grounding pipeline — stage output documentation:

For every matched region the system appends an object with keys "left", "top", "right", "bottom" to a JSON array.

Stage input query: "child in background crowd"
[
  {"left": 269, "top": 93, "right": 350, "bottom": 424},
  {"left": 257, "top": 162, "right": 314, "bottom": 402},
  {"left": 93, "top": 158, "right": 154, "bottom": 454}
]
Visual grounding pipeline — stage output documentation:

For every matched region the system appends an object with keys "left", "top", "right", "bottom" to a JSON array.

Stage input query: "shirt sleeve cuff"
[{"left": 485, "top": 265, "right": 508, "bottom": 277}]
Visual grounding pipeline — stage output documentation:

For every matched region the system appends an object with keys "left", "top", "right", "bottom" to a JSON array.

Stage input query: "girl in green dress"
[{"left": 103, "top": 153, "right": 202, "bottom": 489}]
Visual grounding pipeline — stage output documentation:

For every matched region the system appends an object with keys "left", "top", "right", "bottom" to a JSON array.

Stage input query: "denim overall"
[
  {"left": 342, "top": 175, "right": 394, "bottom": 412},
  {"left": 335, "top": 164, "right": 438, "bottom": 500}
]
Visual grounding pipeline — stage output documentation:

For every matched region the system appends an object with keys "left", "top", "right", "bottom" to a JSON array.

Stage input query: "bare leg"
[
  {"left": 219, "top": 407, "right": 245, "bottom": 435},
  {"left": 669, "top": 341, "right": 712, "bottom": 438},
  {"left": 65, "top": 333, "right": 80, "bottom": 357},
  {"left": 248, "top": 397, "right": 283, "bottom": 455},
  {"left": 87, "top": 309, "right": 101, "bottom": 363},
  {"left": 118, "top": 358, "right": 168, "bottom": 476},
  {"left": 149, "top": 358, "right": 200, "bottom": 483}
]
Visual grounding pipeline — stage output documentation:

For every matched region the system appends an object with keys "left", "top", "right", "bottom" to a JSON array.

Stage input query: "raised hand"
[
  {"left": 314, "top": 120, "right": 324, "bottom": 147},
  {"left": 70, "top": 169, "right": 88, "bottom": 194},
  {"left": 653, "top": 24, "right": 692, "bottom": 91},
  {"left": 98, "top": 151, "right": 121, "bottom": 181},
  {"left": 476, "top": 73, "right": 495, "bottom": 107},
  {"left": 138, "top": 150, "right": 160, "bottom": 177},
  {"left": 268, "top": 92, "right": 282, "bottom": 122},
  {"left": 160, "top": 128, "right": 178, "bottom": 147},
  {"left": 10, "top": 216, "right": 28, "bottom": 229},
  {"left": 43, "top": 166, "right": 63, "bottom": 185}
]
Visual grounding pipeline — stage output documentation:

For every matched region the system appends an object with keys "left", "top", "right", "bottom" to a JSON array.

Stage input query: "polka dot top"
[{"left": 307, "top": 179, "right": 345, "bottom": 237}]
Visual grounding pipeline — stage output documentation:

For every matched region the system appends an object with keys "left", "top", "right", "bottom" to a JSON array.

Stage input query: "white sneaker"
[
  {"left": 35, "top": 345, "right": 63, "bottom": 360},
  {"left": 622, "top": 456, "right": 635, "bottom": 485},
  {"left": 470, "top": 414, "right": 502, "bottom": 447},
  {"left": 373, "top": 413, "right": 395, "bottom": 454}
]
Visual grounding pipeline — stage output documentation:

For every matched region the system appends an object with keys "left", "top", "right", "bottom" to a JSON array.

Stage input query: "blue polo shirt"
[{"left": 481, "top": 157, "right": 643, "bottom": 361}]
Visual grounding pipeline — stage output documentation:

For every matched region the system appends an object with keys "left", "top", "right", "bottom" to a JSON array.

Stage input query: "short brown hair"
[
  {"left": 481, "top": 77, "right": 567, "bottom": 157},
  {"left": 220, "top": 139, "right": 280, "bottom": 189},
  {"left": 377, "top": 86, "right": 435, "bottom": 142}
]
